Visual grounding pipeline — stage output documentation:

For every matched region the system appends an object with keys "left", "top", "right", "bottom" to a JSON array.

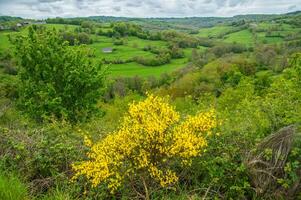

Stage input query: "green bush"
[
  {"left": 135, "top": 53, "right": 171, "bottom": 66},
  {"left": 0, "top": 122, "right": 86, "bottom": 193},
  {"left": 13, "top": 26, "right": 106, "bottom": 122}
]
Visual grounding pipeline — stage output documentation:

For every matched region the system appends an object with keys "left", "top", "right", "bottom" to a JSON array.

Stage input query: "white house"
[{"left": 102, "top": 47, "right": 113, "bottom": 53}]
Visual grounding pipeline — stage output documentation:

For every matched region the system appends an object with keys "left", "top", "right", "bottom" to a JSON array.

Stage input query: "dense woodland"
[{"left": 0, "top": 11, "right": 301, "bottom": 199}]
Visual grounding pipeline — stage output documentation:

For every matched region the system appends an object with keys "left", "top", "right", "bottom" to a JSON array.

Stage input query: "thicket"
[
  {"left": 135, "top": 53, "right": 171, "bottom": 66},
  {"left": 60, "top": 31, "right": 93, "bottom": 45},
  {"left": 143, "top": 44, "right": 184, "bottom": 59}
]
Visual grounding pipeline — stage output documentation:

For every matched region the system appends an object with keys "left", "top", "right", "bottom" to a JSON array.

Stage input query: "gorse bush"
[
  {"left": 13, "top": 26, "right": 105, "bottom": 122},
  {"left": 72, "top": 94, "right": 217, "bottom": 194}
]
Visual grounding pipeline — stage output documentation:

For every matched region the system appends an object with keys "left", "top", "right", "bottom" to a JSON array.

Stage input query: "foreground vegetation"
[{"left": 0, "top": 13, "right": 301, "bottom": 199}]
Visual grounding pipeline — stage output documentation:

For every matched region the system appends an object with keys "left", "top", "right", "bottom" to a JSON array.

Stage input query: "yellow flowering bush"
[{"left": 72, "top": 94, "right": 217, "bottom": 193}]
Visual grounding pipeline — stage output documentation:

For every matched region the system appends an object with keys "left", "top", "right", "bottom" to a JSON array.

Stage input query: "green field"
[
  {"left": 90, "top": 41, "right": 155, "bottom": 61},
  {"left": 0, "top": 32, "right": 11, "bottom": 50},
  {"left": 0, "top": 24, "right": 197, "bottom": 77},
  {"left": 109, "top": 58, "right": 188, "bottom": 77},
  {"left": 197, "top": 25, "right": 233, "bottom": 38},
  {"left": 197, "top": 26, "right": 233, "bottom": 38},
  {"left": 223, "top": 29, "right": 254, "bottom": 46},
  {"left": 87, "top": 35, "right": 191, "bottom": 77},
  {"left": 45, "top": 23, "right": 78, "bottom": 31}
]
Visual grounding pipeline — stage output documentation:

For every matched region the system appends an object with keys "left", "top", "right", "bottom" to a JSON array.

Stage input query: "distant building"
[
  {"left": 102, "top": 47, "right": 113, "bottom": 53},
  {"left": 16, "top": 23, "right": 22, "bottom": 27}
]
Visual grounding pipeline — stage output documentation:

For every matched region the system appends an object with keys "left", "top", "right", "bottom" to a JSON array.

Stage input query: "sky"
[{"left": 0, "top": 0, "right": 300, "bottom": 19}]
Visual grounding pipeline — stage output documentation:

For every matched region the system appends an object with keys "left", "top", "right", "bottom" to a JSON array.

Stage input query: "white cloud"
[{"left": 0, "top": 0, "right": 300, "bottom": 19}]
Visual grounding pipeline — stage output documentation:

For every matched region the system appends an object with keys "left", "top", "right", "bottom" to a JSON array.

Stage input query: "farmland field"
[
  {"left": 223, "top": 29, "right": 254, "bottom": 46},
  {"left": 109, "top": 58, "right": 188, "bottom": 77},
  {"left": 197, "top": 25, "right": 233, "bottom": 38},
  {"left": 0, "top": 23, "right": 198, "bottom": 77}
]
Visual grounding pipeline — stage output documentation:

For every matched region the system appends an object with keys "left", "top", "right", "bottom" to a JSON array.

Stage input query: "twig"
[{"left": 202, "top": 185, "right": 211, "bottom": 200}]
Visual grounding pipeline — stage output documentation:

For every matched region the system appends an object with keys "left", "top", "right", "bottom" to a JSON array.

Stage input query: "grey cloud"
[
  {"left": 126, "top": 2, "right": 141, "bottom": 7},
  {"left": 113, "top": 6, "right": 121, "bottom": 11},
  {"left": 0, "top": 0, "right": 300, "bottom": 19},
  {"left": 214, "top": 0, "right": 225, "bottom": 8},
  {"left": 288, "top": 4, "right": 297, "bottom": 10},
  {"left": 39, "top": 0, "right": 63, "bottom": 2},
  {"left": 228, "top": 0, "right": 251, "bottom": 7}
]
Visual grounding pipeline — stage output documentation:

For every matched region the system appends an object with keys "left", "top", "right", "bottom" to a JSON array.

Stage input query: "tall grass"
[{"left": 0, "top": 172, "right": 29, "bottom": 200}]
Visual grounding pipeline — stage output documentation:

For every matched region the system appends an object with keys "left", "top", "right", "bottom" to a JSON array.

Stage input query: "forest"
[{"left": 0, "top": 10, "right": 301, "bottom": 200}]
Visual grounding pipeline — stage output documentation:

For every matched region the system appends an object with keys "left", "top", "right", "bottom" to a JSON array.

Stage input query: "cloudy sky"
[{"left": 0, "top": 0, "right": 300, "bottom": 19}]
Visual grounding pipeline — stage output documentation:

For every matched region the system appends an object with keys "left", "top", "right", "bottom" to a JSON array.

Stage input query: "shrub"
[
  {"left": 169, "top": 45, "right": 185, "bottom": 59},
  {"left": 135, "top": 53, "right": 171, "bottom": 66},
  {"left": 61, "top": 31, "right": 92, "bottom": 45},
  {"left": 0, "top": 52, "right": 17, "bottom": 75},
  {"left": 77, "top": 32, "right": 92, "bottom": 44},
  {"left": 72, "top": 94, "right": 217, "bottom": 195},
  {"left": 113, "top": 39, "right": 124, "bottom": 45},
  {"left": 0, "top": 74, "right": 18, "bottom": 99},
  {"left": 0, "top": 122, "right": 86, "bottom": 194},
  {"left": 13, "top": 27, "right": 105, "bottom": 122},
  {"left": 210, "top": 43, "right": 247, "bottom": 57},
  {"left": 255, "top": 45, "right": 277, "bottom": 68}
]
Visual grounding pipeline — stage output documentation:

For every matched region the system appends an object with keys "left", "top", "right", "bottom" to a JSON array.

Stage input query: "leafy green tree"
[
  {"left": 81, "top": 21, "right": 93, "bottom": 29},
  {"left": 13, "top": 26, "right": 106, "bottom": 122},
  {"left": 112, "top": 22, "right": 128, "bottom": 36},
  {"left": 169, "top": 45, "right": 185, "bottom": 59}
]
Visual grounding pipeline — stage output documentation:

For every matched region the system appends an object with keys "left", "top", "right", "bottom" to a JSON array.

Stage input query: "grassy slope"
[
  {"left": 0, "top": 32, "right": 11, "bottom": 51},
  {"left": 223, "top": 29, "right": 254, "bottom": 46},
  {"left": 109, "top": 58, "right": 188, "bottom": 77},
  {"left": 221, "top": 22, "right": 299, "bottom": 46},
  {"left": 197, "top": 25, "right": 233, "bottom": 38},
  {"left": 88, "top": 35, "right": 188, "bottom": 77}
]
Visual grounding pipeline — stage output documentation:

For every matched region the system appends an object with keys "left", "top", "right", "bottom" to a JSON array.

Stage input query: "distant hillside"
[
  {"left": 87, "top": 14, "right": 279, "bottom": 28},
  {"left": 0, "top": 16, "right": 22, "bottom": 22},
  {"left": 6, "top": 10, "right": 298, "bottom": 31},
  {"left": 285, "top": 10, "right": 301, "bottom": 15}
]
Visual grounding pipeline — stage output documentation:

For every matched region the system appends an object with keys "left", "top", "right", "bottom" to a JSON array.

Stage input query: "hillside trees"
[
  {"left": 210, "top": 43, "right": 247, "bottom": 57},
  {"left": 135, "top": 53, "right": 171, "bottom": 66},
  {"left": 13, "top": 26, "right": 106, "bottom": 122},
  {"left": 111, "top": 22, "right": 144, "bottom": 38},
  {"left": 61, "top": 31, "right": 93, "bottom": 45},
  {"left": 191, "top": 49, "right": 209, "bottom": 68},
  {"left": 169, "top": 44, "right": 185, "bottom": 58},
  {"left": 255, "top": 45, "right": 277, "bottom": 68}
]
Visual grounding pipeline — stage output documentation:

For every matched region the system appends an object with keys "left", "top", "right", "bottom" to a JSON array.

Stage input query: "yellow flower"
[{"left": 72, "top": 94, "right": 218, "bottom": 193}]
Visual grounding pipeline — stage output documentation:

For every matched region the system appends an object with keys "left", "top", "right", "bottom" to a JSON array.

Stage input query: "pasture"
[
  {"left": 0, "top": 24, "right": 195, "bottom": 77},
  {"left": 197, "top": 25, "right": 233, "bottom": 38}
]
